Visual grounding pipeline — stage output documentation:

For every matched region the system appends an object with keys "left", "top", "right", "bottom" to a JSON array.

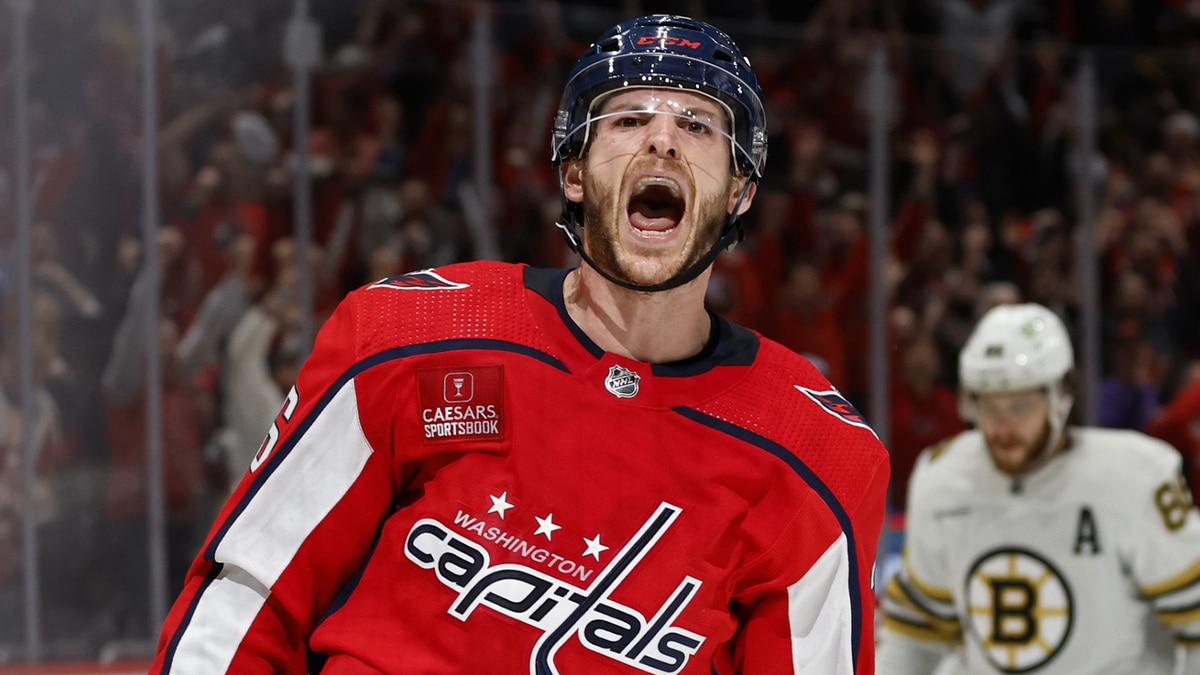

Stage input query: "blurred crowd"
[{"left": 1, "top": 0, "right": 1200, "bottom": 659}]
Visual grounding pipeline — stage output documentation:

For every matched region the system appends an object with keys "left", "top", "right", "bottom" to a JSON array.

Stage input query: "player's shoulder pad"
[
  {"left": 1072, "top": 426, "right": 1185, "bottom": 485},
  {"left": 360, "top": 261, "right": 512, "bottom": 295},
  {"left": 909, "top": 429, "right": 982, "bottom": 493},
  {"left": 924, "top": 430, "right": 970, "bottom": 464},
  {"left": 715, "top": 337, "right": 889, "bottom": 473},
  {"left": 347, "top": 260, "right": 533, "bottom": 349}
]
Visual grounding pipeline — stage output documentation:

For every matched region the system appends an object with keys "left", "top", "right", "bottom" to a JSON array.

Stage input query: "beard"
[
  {"left": 580, "top": 163, "right": 732, "bottom": 288},
  {"left": 986, "top": 421, "right": 1053, "bottom": 475}
]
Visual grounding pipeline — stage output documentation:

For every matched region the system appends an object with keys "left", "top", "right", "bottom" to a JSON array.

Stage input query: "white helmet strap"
[{"left": 1024, "top": 381, "right": 1074, "bottom": 475}]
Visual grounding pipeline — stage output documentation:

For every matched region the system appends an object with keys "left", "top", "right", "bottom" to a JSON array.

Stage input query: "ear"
[
  {"left": 727, "top": 177, "right": 757, "bottom": 216},
  {"left": 562, "top": 159, "right": 584, "bottom": 205}
]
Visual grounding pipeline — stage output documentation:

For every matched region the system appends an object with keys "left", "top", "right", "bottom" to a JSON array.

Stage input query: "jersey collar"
[{"left": 523, "top": 266, "right": 758, "bottom": 377}]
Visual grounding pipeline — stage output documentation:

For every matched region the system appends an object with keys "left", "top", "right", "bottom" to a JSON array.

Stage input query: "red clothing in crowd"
[
  {"left": 772, "top": 304, "right": 847, "bottom": 389},
  {"left": 104, "top": 388, "right": 206, "bottom": 522},
  {"left": 824, "top": 196, "right": 932, "bottom": 398},
  {"left": 1147, "top": 379, "right": 1200, "bottom": 503},
  {"left": 887, "top": 383, "right": 968, "bottom": 512}
]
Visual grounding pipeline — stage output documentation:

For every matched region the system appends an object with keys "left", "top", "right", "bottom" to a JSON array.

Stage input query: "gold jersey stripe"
[
  {"left": 902, "top": 553, "right": 955, "bottom": 604},
  {"left": 1157, "top": 602, "right": 1200, "bottom": 626},
  {"left": 1141, "top": 557, "right": 1200, "bottom": 599},
  {"left": 882, "top": 614, "right": 963, "bottom": 643}
]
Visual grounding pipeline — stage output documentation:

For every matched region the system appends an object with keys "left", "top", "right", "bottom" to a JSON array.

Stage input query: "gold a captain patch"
[{"left": 417, "top": 365, "right": 504, "bottom": 443}]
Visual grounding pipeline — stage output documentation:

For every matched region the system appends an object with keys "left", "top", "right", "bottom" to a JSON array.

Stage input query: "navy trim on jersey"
[
  {"left": 208, "top": 338, "right": 569, "bottom": 562},
  {"left": 162, "top": 562, "right": 226, "bottom": 673},
  {"left": 534, "top": 503, "right": 681, "bottom": 675},
  {"left": 523, "top": 265, "right": 760, "bottom": 374},
  {"left": 524, "top": 266, "right": 605, "bottom": 359},
  {"left": 653, "top": 316, "right": 758, "bottom": 377},
  {"left": 671, "top": 406, "right": 865, "bottom": 672},
  {"left": 162, "top": 339, "right": 569, "bottom": 671}
]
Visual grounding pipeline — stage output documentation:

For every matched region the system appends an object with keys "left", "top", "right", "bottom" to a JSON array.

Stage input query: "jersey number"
[
  {"left": 1154, "top": 475, "right": 1192, "bottom": 533},
  {"left": 251, "top": 386, "right": 299, "bottom": 472}
]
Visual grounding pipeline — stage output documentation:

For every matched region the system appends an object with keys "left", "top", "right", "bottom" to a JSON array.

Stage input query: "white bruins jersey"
[{"left": 879, "top": 427, "right": 1200, "bottom": 674}]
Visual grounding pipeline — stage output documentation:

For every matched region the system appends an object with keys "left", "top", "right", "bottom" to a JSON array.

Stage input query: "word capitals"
[{"left": 404, "top": 503, "right": 705, "bottom": 674}]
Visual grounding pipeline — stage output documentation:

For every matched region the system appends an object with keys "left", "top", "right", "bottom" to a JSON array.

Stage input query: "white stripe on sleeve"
[
  {"left": 171, "top": 565, "right": 270, "bottom": 674},
  {"left": 788, "top": 533, "right": 854, "bottom": 675},
  {"left": 172, "top": 379, "right": 374, "bottom": 672},
  {"left": 216, "top": 379, "right": 374, "bottom": 586}
]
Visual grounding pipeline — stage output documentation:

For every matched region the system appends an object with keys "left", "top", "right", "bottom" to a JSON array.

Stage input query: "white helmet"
[
  {"left": 958, "top": 301, "right": 1076, "bottom": 457},
  {"left": 959, "top": 302, "right": 1074, "bottom": 395}
]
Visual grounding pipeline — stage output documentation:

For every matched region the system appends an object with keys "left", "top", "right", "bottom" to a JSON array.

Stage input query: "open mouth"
[
  {"left": 990, "top": 440, "right": 1021, "bottom": 456},
  {"left": 627, "top": 177, "right": 685, "bottom": 235}
]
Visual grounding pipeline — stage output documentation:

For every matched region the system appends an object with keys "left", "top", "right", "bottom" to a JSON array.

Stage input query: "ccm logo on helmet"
[{"left": 636, "top": 36, "right": 702, "bottom": 49}]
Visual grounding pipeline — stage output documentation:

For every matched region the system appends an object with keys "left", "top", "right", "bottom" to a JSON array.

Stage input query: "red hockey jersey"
[{"left": 151, "top": 262, "right": 889, "bottom": 674}]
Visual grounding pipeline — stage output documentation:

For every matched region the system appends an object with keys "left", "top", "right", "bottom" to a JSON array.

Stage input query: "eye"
[
  {"left": 682, "top": 119, "right": 709, "bottom": 135},
  {"left": 614, "top": 115, "right": 643, "bottom": 128}
]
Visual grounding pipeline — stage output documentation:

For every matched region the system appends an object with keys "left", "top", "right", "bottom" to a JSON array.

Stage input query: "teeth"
[{"left": 633, "top": 176, "right": 681, "bottom": 197}]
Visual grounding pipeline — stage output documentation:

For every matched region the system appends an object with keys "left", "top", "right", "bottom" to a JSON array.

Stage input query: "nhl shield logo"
[{"left": 605, "top": 365, "right": 640, "bottom": 399}]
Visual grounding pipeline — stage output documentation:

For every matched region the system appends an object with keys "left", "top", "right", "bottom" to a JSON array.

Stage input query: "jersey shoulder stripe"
[
  {"left": 208, "top": 337, "right": 567, "bottom": 562},
  {"left": 673, "top": 336, "right": 889, "bottom": 673},
  {"left": 673, "top": 405, "right": 871, "bottom": 672},
  {"left": 161, "top": 562, "right": 225, "bottom": 672},
  {"left": 689, "top": 336, "right": 889, "bottom": 489}
]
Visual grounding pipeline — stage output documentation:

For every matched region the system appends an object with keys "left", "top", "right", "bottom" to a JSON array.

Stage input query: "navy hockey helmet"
[
  {"left": 549, "top": 15, "right": 767, "bottom": 293},
  {"left": 551, "top": 14, "right": 768, "bottom": 180}
]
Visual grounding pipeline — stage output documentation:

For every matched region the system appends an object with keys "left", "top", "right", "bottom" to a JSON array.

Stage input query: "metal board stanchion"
[
  {"left": 8, "top": 0, "right": 41, "bottom": 662},
  {"left": 285, "top": 0, "right": 320, "bottom": 359},
  {"left": 138, "top": 0, "right": 170, "bottom": 640}
]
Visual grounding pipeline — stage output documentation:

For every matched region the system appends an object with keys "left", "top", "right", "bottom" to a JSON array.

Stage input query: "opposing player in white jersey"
[{"left": 877, "top": 302, "right": 1200, "bottom": 674}]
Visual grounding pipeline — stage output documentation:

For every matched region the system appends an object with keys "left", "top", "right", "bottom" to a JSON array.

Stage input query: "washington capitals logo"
[
  {"left": 405, "top": 502, "right": 704, "bottom": 674},
  {"left": 369, "top": 269, "right": 469, "bottom": 290},
  {"left": 796, "top": 386, "right": 878, "bottom": 438}
]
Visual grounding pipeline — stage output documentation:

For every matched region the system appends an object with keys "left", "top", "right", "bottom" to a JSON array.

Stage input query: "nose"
[
  {"left": 980, "top": 414, "right": 1014, "bottom": 436},
  {"left": 644, "top": 114, "right": 679, "bottom": 160}
]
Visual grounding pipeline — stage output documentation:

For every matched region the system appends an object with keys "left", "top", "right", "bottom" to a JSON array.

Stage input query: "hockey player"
[
  {"left": 150, "top": 15, "right": 889, "bottom": 674},
  {"left": 877, "top": 302, "right": 1200, "bottom": 674}
]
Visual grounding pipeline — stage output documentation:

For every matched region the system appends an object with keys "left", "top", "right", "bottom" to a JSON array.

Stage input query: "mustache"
[{"left": 622, "top": 157, "right": 692, "bottom": 187}]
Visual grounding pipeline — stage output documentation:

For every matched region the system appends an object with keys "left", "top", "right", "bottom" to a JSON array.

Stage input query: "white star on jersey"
[
  {"left": 534, "top": 514, "right": 561, "bottom": 540},
  {"left": 488, "top": 492, "right": 513, "bottom": 519},
  {"left": 583, "top": 534, "right": 609, "bottom": 561}
]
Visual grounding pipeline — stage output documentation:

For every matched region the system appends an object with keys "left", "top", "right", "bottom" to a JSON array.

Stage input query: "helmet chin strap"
[
  {"left": 1018, "top": 383, "right": 1074, "bottom": 477},
  {"left": 1041, "top": 386, "right": 1074, "bottom": 460},
  {"left": 554, "top": 177, "right": 753, "bottom": 293}
]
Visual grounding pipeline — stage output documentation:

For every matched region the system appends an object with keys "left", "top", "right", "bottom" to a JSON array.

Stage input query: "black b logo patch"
[{"left": 964, "top": 547, "right": 1074, "bottom": 673}]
